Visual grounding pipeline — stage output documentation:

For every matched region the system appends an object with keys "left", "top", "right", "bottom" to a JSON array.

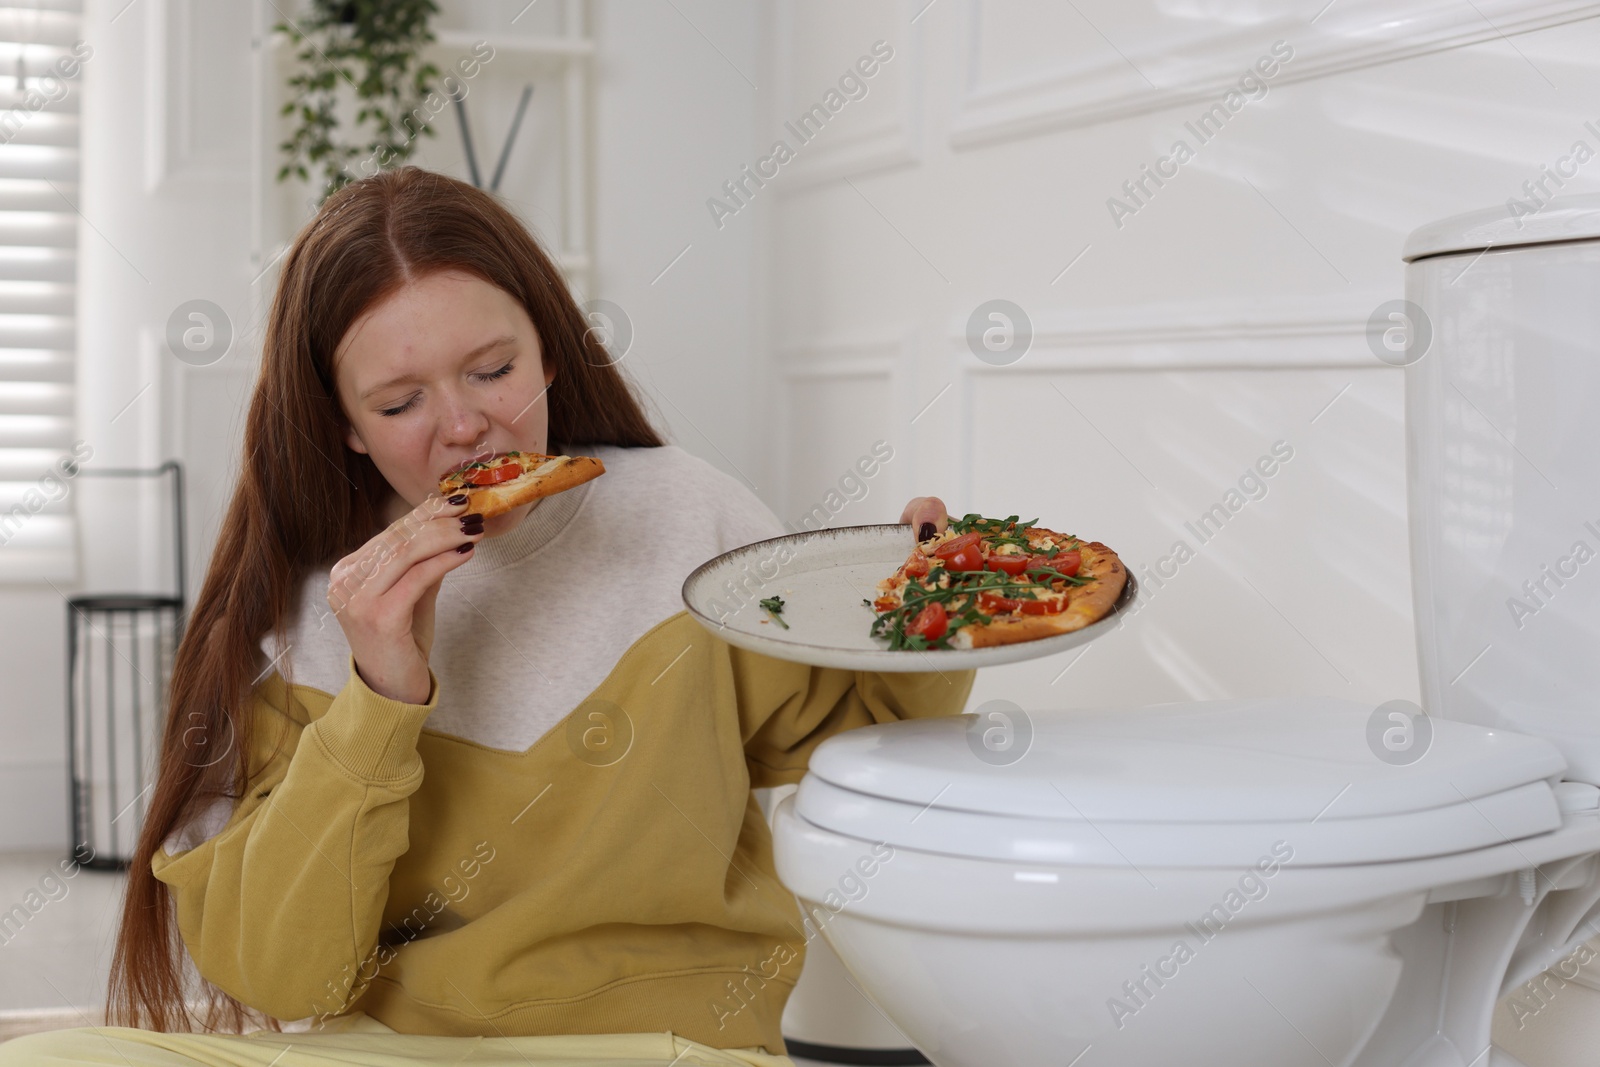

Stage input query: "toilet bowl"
[
  {"left": 773, "top": 699, "right": 1600, "bottom": 1067},
  {"left": 770, "top": 197, "right": 1600, "bottom": 1067}
]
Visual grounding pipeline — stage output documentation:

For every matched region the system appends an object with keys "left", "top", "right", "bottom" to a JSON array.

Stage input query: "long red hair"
[{"left": 107, "top": 166, "right": 665, "bottom": 1033}]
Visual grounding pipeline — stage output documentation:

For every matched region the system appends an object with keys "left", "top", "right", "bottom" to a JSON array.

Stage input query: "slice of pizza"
[
  {"left": 868, "top": 514, "right": 1126, "bottom": 651},
  {"left": 437, "top": 451, "right": 606, "bottom": 519}
]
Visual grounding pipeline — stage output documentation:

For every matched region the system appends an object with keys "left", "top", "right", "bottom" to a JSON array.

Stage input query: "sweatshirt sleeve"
[
  {"left": 732, "top": 645, "right": 977, "bottom": 789},
  {"left": 150, "top": 655, "right": 438, "bottom": 1023}
]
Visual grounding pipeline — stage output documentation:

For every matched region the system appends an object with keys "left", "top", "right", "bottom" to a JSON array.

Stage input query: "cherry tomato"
[
  {"left": 904, "top": 554, "right": 930, "bottom": 578},
  {"left": 944, "top": 545, "right": 985, "bottom": 572},
  {"left": 465, "top": 463, "right": 522, "bottom": 486},
  {"left": 906, "top": 601, "right": 949, "bottom": 641},
  {"left": 979, "top": 591, "right": 1023, "bottom": 613},
  {"left": 985, "top": 553, "right": 1029, "bottom": 576},
  {"left": 932, "top": 532, "right": 983, "bottom": 560},
  {"left": 980, "top": 590, "right": 1068, "bottom": 615},
  {"left": 1030, "top": 549, "right": 1081, "bottom": 578}
]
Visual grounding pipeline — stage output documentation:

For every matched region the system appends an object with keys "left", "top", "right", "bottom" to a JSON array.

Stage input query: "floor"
[
  {"left": 0, "top": 849, "right": 125, "bottom": 1042},
  {"left": 2, "top": 847, "right": 1596, "bottom": 1065}
]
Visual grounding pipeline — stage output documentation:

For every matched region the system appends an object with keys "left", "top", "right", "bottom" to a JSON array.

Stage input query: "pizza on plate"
[
  {"left": 868, "top": 514, "right": 1126, "bottom": 650},
  {"left": 437, "top": 451, "right": 606, "bottom": 519}
]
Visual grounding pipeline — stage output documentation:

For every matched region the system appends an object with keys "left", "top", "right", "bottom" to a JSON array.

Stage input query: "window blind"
[{"left": 0, "top": 0, "right": 81, "bottom": 581}]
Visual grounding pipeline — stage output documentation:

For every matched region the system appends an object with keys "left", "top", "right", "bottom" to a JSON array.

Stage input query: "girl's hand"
[
  {"left": 900, "top": 497, "right": 950, "bottom": 544},
  {"left": 325, "top": 494, "right": 483, "bottom": 704}
]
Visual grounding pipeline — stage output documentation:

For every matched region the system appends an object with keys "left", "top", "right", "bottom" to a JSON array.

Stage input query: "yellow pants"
[{"left": 0, "top": 1010, "right": 795, "bottom": 1066}]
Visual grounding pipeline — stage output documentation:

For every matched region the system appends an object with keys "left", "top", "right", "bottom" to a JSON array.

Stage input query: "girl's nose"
[{"left": 440, "top": 399, "right": 491, "bottom": 446}]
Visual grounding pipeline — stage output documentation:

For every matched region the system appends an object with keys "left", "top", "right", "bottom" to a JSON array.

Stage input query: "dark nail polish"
[
  {"left": 456, "top": 542, "right": 474, "bottom": 554},
  {"left": 447, "top": 494, "right": 468, "bottom": 506},
  {"left": 462, "top": 513, "right": 482, "bottom": 524},
  {"left": 462, "top": 523, "right": 484, "bottom": 536},
  {"left": 918, "top": 522, "right": 936, "bottom": 542}
]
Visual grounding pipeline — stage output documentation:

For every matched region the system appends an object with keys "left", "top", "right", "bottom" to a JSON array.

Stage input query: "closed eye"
[
  {"left": 473, "top": 360, "right": 514, "bottom": 383},
  {"left": 377, "top": 362, "right": 514, "bottom": 417}
]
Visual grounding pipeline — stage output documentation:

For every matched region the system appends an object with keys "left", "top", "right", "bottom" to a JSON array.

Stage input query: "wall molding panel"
[
  {"left": 778, "top": 337, "right": 902, "bottom": 381},
  {"left": 950, "top": 0, "right": 1600, "bottom": 149},
  {"left": 948, "top": 295, "right": 1388, "bottom": 372},
  {"left": 775, "top": 332, "right": 912, "bottom": 519},
  {"left": 146, "top": 0, "right": 253, "bottom": 192},
  {"left": 772, "top": 0, "right": 924, "bottom": 192}
]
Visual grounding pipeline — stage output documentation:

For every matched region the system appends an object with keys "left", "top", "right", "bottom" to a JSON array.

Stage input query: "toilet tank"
[{"left": 1403, "top": 194, "right": 1600, "bottom": 784}]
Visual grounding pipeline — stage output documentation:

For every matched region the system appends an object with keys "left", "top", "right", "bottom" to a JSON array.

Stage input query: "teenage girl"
[{"left": 0, "top": 167, "right": 972, "bottom": 1067}]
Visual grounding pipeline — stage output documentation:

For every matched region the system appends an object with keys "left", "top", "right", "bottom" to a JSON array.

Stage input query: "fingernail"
[
  {"left": 447, "top": 494, "right": 468, "bottom": 506},
  {"left": 461, "top": 513, "right": 482, "bottom": 524},
  {"left": 462, "top": 522, "right": 484, "bottom": 536},
  {"left": 918, "top": 522, "right": 936, "bottom": 541},
  {"left": 456, "top": 542, "right": 474, "bottom": 554}
]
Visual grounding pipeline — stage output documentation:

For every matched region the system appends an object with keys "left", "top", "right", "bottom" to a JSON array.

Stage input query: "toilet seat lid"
[{"left": 795, "top": 697, "right": 1567, "bottom": 866}]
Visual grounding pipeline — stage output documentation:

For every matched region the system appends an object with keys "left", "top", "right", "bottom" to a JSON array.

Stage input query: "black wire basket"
[{"left": 65, "top": 461, "right": 186, "bottom": 871}]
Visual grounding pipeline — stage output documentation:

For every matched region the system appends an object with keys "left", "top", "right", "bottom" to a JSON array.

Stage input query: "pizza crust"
[{"left": 439, "top": 453, "right": 606, "bottom": 519}]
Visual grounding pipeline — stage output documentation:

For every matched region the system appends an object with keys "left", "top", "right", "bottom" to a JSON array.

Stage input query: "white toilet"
[{"left": 771, "top": 194, "right": 1600, "bottom": 1067}]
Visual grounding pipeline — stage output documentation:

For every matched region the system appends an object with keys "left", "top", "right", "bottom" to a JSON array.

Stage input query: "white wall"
[{"left": 761, "top": 0, "right": 1600, "bottom": 718}]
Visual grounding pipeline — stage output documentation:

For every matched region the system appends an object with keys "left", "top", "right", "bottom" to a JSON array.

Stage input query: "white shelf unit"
[{"left": 248, "top": 0, "right": 594, "bottom": 299}]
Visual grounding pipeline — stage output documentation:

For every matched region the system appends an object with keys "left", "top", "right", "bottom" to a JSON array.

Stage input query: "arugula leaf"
[
  {"left": 759, "top": 595, "right": 789, "bottom": 629},
  {"left": 950, "top": 513, "right": 1039, "bottom": 536}
]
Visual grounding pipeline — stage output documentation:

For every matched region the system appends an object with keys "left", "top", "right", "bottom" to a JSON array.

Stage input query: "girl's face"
[{"left": 334, "top": 269, "right": 557, "bottom": 537}]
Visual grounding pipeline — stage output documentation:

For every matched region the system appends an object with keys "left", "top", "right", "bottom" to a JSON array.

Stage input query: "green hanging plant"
[{"left": 273, "top": 0, "right": 443, "bottom": 205}]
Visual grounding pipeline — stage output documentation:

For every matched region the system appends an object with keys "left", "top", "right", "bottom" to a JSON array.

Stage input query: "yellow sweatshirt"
[{"left": 151, "top": 442, "right": 975, "bottom": 1054}]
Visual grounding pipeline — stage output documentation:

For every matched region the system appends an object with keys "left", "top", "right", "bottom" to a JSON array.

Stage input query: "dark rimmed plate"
[{"left": 681, "top": 523, "right": 1138, "bottom": 672}]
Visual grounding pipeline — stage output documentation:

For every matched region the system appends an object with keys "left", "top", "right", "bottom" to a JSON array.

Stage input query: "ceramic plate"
[{"left": 681, "top": 523, "right": 1138, "bottom": 672}]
